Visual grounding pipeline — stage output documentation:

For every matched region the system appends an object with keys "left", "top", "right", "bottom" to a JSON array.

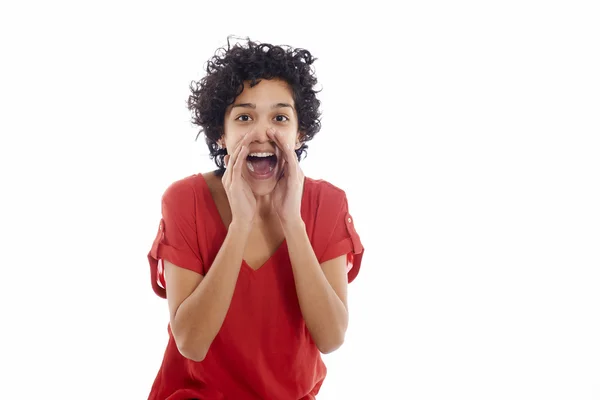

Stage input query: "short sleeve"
[
  {"left": 317, "top": 190, "right": 364, "bottom": 283},
  {"left": 147, "top": 179, "right": 204, "bottom": 298}
]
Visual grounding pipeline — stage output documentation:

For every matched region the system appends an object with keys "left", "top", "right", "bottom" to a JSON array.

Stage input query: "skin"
[{"left": 163, "top": 78, "right": 349, "bottom": 361}]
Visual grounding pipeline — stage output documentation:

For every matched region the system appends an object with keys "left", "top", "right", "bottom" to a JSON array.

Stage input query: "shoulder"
[
  {"left": 302, "top": 177, "right": 351, "bottom": 227},
  {"left": 303, "top": 176, "right": 364, "bottom": 272},
  {"left": 304, "top": 176, "right": 347, "bottom": 201},
  {"left": 162, "top": 173, "right": 205, "bottom": 202},
  {"left": 304, "top": 176, "right": 349, "bottom": 212}
]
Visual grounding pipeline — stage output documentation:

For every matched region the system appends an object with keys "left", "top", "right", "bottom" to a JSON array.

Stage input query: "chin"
[{"left": 249, "top": 181, "right": 277, "bottom": 197}]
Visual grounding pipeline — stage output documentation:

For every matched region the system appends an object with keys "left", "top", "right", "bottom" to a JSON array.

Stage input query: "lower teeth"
[{"left": 246, "top": 161, "right": 275, "bottom": 174}]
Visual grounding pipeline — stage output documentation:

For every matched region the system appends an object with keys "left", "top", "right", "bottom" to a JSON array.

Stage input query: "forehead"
[{"left": 234, "top": 78, "right": 294, "bottom": 103}]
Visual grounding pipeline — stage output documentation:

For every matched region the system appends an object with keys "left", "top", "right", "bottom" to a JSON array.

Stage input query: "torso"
[
  {"left": 203, "top": 172, "right": 286, "bottom": 271},
  {"left": 147, "top": 172, "right": 360, "bottom": 399}
]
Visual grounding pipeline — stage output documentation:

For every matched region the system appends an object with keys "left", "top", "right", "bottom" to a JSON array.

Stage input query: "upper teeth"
[{"left": 249, "top": 152, "right": 274, "bottom": 157}]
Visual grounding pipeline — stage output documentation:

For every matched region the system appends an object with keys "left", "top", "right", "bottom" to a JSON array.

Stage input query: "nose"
[{"left": 248, "top": 123, "right": 274, "bottom": 144}]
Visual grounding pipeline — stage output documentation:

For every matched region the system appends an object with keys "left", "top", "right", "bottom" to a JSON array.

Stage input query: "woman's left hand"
[{"left": 267, "top": 128, "right": 304, "bottom": 228}]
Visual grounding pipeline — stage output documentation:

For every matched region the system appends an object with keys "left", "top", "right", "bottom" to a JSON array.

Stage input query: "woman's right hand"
[{"left": 222, "top": 132, "right": 256, "bottom": 227}]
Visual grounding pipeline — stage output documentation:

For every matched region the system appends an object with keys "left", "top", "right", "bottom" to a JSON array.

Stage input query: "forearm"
[
  {"left": 174, "top": 221, "right": 250, "bottom": 360},
  {"left": 284, "top": 220, "right": 349, "bottom": 353}
]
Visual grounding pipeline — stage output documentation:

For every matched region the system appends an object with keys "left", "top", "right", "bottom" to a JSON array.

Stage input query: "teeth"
[
  {"left": 248, "top": 152, "right": 274, "bottom": 157},
  {"left": 246, "top": 160, "right": 275, "bottom": 174}
]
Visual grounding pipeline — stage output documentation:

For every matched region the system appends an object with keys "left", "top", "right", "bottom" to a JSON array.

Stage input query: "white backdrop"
[{"left": 1, "top": 1, "right": 599, "bottom": 399}]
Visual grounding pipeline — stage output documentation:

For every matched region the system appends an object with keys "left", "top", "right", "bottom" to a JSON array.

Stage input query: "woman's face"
[{"left": 222, "top": 78, "right": 300, "bottom": 196}]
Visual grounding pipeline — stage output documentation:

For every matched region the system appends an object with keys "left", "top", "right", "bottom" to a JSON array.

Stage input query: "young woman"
[{"left": 147, "top": 37, "right": 364, "bottom": 400}]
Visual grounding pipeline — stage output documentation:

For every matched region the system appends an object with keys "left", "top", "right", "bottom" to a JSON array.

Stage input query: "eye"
[
  {"left": 274, "top": 115, "right": 289, "bottom": 122},
  {"left": 235, "top": 114, "right": 252, "bottom": 122}
]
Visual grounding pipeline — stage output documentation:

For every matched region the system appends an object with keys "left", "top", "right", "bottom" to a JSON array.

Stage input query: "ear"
[
  {"left": 295, "top": 131, "right": 305, "bottom": 150},
  {"left": 217, "top": 137, "right": 225, "bottom": 149}
]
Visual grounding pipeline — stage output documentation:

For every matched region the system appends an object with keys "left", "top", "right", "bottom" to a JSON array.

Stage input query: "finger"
[
  {"left": 268, "top": 130, "right": 293, "bottom": 160},
  {"left": 266, "top": 129, "right": 287, "bottom": 164},
  {"left": 266, "top": 129, "right": 296, "bottom": 179},
  {"left": 222, "top": 154, "right": 232, "bottom": 186},
  {"left": 229, "top": 131, "right": 253, "bottom": 169},
  {"left": 227, "top": 139, "right": 243, "bottom": 168},
  {"left": 278, "top": 161, "right": 287, "bottom": 180},
  {"left": 233, "top": 145, "right": 249, "bottom": 178},
  {"left": 266, "top": 129, "right": 283, "bottom": 155},
  {"left": 223, "top": 132, "right": 252, "bottom": 188},
  {"left": 266, "top": 128, "right": 276, "bottom": 144},
  {"left": 266, "top": 129, "right": 287, "bottom": 177},
  {"left": 272, "top": 131, "right": 298, "bottom": 177}
]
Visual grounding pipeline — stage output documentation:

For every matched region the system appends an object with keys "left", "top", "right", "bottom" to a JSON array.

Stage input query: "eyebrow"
[{"left": 230, "top": 102, "right": 294, "bottom": 110}]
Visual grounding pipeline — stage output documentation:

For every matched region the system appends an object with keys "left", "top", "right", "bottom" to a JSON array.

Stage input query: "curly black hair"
[{"left": 187, "top": 36, "right": 322, "bottom": 176}]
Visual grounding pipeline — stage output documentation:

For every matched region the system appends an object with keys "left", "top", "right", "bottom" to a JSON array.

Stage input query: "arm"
[
  {"left": 163, "top": 133, "right": 255, "bottom": 362},
  {"left": 283, "top": 220, "right": 349, "bottom": 354},
  {"left": 164, "top": 222, "right": 251, "bottom": 362}
]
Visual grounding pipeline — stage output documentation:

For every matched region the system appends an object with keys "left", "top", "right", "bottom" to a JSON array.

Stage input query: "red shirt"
[{"left": 147, "top": 173, "right": 364, "bottom": 400}]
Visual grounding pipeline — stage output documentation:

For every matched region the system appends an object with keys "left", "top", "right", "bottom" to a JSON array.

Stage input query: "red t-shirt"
[{"left": 147, "top": 173, "right": 364, "bottom": 400}]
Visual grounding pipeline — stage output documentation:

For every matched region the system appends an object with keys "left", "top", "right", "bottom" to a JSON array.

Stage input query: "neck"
[{"left": 255, "top": 194, "right": 275, "bottom": 219}]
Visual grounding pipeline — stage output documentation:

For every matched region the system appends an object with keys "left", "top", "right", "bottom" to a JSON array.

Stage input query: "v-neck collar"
[{"left": 196, "top": 173, "right": 308, "bottom": 273}]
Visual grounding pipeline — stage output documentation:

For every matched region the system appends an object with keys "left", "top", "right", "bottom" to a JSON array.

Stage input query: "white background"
[{"left": 1, "top": 1, "right": 599, "bottom": 399}]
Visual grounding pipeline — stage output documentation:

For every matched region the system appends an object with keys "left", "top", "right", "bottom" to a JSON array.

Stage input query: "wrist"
[
  {"left": 282, "top": 218, "right": 306, "bottom": 237},
  {"left": 229, "top": 219, "right": 253, "bottom": 236}
]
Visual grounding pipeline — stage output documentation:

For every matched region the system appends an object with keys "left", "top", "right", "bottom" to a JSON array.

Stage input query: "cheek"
[
  {"left": 280, "top": 129, "right": 297, "bottom": 145},
  {"left": 223, "top": 135, "right": 237, "bottom": 149},
  {"left": 222, "top": 129, "right": 244, "bottom": 150},
  {"left": 223, "top": 118, "right": 243, "bottom": 141}
]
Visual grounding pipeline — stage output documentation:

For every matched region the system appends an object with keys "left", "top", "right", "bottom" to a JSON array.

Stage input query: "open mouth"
[{"left": 246, "top": 152, "right": 278, "bottom": 179}]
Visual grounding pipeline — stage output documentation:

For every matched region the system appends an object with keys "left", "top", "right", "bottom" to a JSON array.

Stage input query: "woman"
[{"left": 147, "top": 37, "right": 364, "bottom": 400}]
